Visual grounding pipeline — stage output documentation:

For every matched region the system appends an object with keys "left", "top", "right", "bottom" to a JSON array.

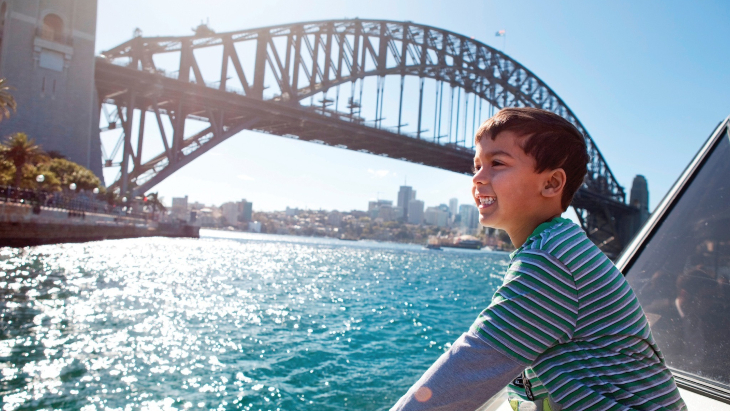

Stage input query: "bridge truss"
[{"left": 96, "top": 19, "right": 638, "bottom": 257}]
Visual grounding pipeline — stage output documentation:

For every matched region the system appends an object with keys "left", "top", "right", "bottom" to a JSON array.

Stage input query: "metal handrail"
[{"left": 0, "top": 186, "right": 149, "bottom": 219}]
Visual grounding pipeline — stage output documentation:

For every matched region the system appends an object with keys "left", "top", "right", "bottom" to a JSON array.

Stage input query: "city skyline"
[{"left": 170, "top": 182, "right": 473, "bottom": 215}]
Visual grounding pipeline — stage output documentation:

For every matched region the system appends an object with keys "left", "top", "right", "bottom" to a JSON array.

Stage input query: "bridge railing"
[{"left": 0, "top": 186, "right": 150, "bottom": 220}]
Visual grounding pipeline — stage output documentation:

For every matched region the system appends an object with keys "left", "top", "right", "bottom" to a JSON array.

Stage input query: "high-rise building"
[
  {"left": 407, "top": 200, "right": 424, "bottom": 225},
  {"left": 459, "top": 204, "right": 480, "bottom": 230},
  {"left": 0, "top": 1, "right": 102, "bottom": 176},
  {"left": 377, "top": 204, "right": 397, "bottom": 221},
  {"left": 397, "top": 186, "right": 414, "bottom": 220},
  {"left": 449, "top": 198, "right": 459, "bottom": 218},
  {"left": 424, "top": 207, "right": 449, "bottom": 227},
  {"left": 368, "top": 199, "right": 393, "bottom": 218},
  {"left": 240, "top": 200, "right": 253, "bottom": 222}
]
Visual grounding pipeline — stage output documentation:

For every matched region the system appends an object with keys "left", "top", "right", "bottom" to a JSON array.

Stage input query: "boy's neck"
[{"left": 508, "top": 212, "right": 563, "bottom": 248}]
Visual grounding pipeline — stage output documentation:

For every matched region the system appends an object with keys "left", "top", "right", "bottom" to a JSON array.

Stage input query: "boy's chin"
[{"left": 478, "top": 218, "right": 499, "bottom": 229}]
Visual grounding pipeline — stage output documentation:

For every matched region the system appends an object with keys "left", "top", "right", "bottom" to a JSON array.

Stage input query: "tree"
[
  {"left": 39, "top": 158, "right": 103, "bottom": 191},
  {"left": 0, "top": 133, "right": 47, "bottom": 188},
  {"left": 0, "top": 159, "right": 13, "bottom": 186},
  {"left": 46, "top": 150, "right": 66, "bottom": 159},
  {"left": 0, "top": 78, "right": 17, "bottom": 122},
  {"left": 21, "top": 163, "right": 61, "bottom": 190},
  {"left": 145, "top": 192, "right": 166, "bottom": 213}
]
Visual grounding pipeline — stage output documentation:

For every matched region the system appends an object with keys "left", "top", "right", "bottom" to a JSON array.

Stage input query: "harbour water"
[{"left": 1, "top": 231, "right": 509, "bottom": 410}]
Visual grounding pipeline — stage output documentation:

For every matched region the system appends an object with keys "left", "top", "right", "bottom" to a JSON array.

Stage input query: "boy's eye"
[
  {"left": 472, "top": 164, "right": 481, "bottom": 174},
  {"left": 492, "top": 160, "right": 504, "bottom": 167}
]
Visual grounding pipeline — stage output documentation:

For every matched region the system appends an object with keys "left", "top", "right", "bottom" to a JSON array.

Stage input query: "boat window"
[{"left": 626, "top": 125, "right": 730, "bottom": 387}]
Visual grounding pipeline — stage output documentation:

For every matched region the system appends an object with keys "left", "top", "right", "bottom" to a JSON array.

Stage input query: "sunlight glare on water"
[{"left": 0, "top": 231, "right": 509, "bottom": 410}]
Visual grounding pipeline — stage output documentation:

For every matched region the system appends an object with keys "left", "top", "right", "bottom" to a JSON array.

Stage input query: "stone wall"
[{"left": 0, "top": 202, "right": 198, "bottom": 247}]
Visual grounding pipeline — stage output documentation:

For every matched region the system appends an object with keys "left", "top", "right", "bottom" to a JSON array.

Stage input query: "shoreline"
[{"left": 0, "top": 202, "right": 198, "bottom": 247}]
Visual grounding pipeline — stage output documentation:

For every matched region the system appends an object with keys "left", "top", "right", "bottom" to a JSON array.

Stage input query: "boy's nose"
[{"left": 472, "top": 169, "right": 489, "bottom": 185}]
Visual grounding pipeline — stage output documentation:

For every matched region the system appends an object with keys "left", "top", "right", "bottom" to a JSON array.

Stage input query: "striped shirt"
[{"left": 472, "top": 217, "right": 686, "bottom": 411}]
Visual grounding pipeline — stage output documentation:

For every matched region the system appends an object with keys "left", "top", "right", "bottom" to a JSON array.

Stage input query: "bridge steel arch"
[{"left": 96, "top": 19, "right": 638, "bottom": 257}]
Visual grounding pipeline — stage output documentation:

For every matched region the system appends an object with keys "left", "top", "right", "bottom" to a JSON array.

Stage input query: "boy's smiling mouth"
[{"left": 477, "top": 195, "right": 496, "bottom": 208}]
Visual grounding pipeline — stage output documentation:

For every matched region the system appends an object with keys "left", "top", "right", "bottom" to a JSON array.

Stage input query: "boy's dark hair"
[{"left": 475, "top": 107, "right": 590, "bottom": 210}]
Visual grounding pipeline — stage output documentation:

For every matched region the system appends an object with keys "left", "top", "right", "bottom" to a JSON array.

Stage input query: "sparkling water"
[{"left": 0, "top": 230, "right": 509, "bottom": 410}]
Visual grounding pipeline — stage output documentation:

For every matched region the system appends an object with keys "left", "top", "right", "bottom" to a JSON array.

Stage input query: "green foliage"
[
  {"left": 1, "top": 133, "right": 47, "bottom": 188},
  {"left": 23, "top": 163, "right": 61, "bottom": 190},
  {"left": 38, "top": 158, "right": 103, "bottom": 191},
  {"left": 0, "top": 78, "right": 17, "bottom": 122},
  {"left": 0, "top": 133, "right": 103, "bottom": 192},
  {"left": 0, "top": 159, "right": 13, "bottom": 186}
]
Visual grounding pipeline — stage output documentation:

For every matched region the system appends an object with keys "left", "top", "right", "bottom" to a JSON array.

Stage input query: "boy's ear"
[{"left": 542, "top": 168, "right": 566, "bottom": 198}]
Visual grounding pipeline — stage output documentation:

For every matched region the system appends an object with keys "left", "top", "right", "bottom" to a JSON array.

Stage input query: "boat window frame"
[{"left": 615, "top": 115, "right": 730, "bottom": 403}]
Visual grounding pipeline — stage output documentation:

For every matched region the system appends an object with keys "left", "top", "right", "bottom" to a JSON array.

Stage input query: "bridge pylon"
[{"left": 0, "top": 0, "right": 102, "bottom": 176}]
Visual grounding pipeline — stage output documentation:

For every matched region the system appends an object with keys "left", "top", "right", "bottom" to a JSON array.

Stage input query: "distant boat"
[
  {"left": 426, "top": 236, "right": 442, "bottom": 250},
  {"left": 442, "top": 239, "right": 482, "bottom": 250},
  {"left": 426, "top": 235, "right": 483, "bottom": 250}
]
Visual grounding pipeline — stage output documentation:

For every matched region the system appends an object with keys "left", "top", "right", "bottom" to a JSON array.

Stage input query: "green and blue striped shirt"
[{"left": 472, "top": 217, "right": 686, "bottom": 411}]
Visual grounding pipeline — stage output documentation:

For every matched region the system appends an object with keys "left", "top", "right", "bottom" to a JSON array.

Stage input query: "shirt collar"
[{"left": 509, "top": 216, "right": 572, "bottom": 259}]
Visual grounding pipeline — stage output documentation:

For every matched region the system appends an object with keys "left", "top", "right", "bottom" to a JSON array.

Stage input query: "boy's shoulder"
[{"left": 518, "top": 217, "right": 587, "bottom": 258}]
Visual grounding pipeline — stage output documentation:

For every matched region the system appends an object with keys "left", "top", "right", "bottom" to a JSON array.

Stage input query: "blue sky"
[{"left": 96, "top": 0, "right": 729, "bottom": 212}]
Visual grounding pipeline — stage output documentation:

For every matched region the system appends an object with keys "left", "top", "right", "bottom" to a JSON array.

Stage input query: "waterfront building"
[
  {"left": 327, "top": 211, "right": 342, "bottom": 227},
  {"left": 424, "top": 206, "right": 449, "bottom": 227},
  {"left": 0, "top": 0, "right": 102, "bottom": 176},
  {"left": 459, "top": 204, "right": 480, "bottom": 231},
  {"left": 248, "top": 221, "right": 262, "bottom": 233},
  {"left": 197, "top": 208, "right": 216, "bottom": 227},
  {"left": 408, "top": 200, "right": 425, "bottom": 225},
  {"left": 171, "top": 196, "right": 189, "bottom": 220},
  {"left": 221, "top": 202, "right": 239, "bottom": 226}
]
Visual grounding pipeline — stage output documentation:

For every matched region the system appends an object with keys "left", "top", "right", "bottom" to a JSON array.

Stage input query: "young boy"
[{"left": 391, "top": 108, "right": 686, "bottom": 411}]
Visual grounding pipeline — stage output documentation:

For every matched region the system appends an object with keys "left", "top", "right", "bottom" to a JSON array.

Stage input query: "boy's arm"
[
  {"left": 390, "top": 328, "right": 524, "bottom": 411},
  {"left": 392, "top": 250, "right": 578, "bottom": 411}
]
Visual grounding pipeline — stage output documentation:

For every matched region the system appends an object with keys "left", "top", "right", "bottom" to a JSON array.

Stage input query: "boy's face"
[{"left": 472, "top": 130, "right": 552, "bottom": 233}]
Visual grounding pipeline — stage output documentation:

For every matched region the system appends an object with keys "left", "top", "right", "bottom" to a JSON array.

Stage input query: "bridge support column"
[
  {"left": 252, "top": 31, "right": 269, "bottom": 99},
  {"left": 120, "top": 91, "right": 135, "bottom": 197},
  {"left": 172, "top": 101, "right": 186, "bottom": 163},
  {"left": 417, "top": 78, "right": 424, "bottom": 139}
]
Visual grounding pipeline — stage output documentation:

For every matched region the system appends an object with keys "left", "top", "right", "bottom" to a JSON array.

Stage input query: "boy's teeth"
[{"left": 480, "top": 197, "right": 495, "bottom": 205}]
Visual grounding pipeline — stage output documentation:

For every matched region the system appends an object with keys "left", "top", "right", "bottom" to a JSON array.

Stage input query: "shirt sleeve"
[
  {"left": 390, "top": 328, "right": 525, "bottom": 411},
  {"left": 471, "top": 249, "right": 578, "bottom": 365}
]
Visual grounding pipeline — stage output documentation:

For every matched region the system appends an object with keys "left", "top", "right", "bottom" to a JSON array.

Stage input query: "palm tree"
[
  {"left": 145, "top": 192, "right": 167, "bottom": 213},
  {"left": 0, "top": 78, "right": 17, "bottom": 122},
  {"left": 1, "top": 133, "right": 47, "bottom": 188}
]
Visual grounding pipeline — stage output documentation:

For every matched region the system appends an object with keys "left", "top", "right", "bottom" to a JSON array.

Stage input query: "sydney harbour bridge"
[{"left": 94, "top": 19, "right": 642, "bottom": 258}]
